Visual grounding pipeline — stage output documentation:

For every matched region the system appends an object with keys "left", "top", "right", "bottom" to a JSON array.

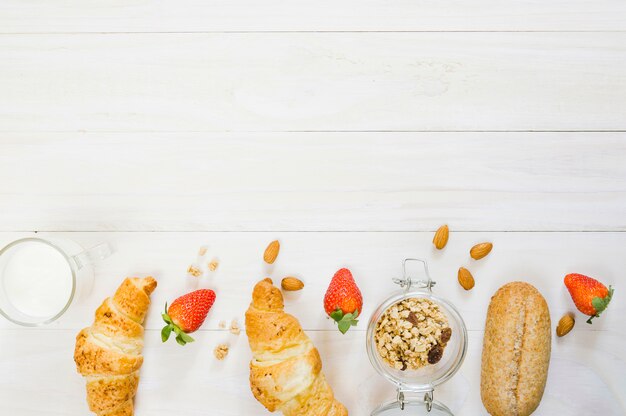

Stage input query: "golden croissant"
[
  {"left": 74, "top": 277, "right": 157, "bottom": 416},
  {"left": 245, "top": 278, "right": 348, "bottom": 415}
]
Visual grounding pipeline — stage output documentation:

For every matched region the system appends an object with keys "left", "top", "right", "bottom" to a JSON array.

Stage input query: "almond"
[
  {"left": 470, "top": 242, "right": 493, "bottom": 260},
  {"left": 281, "top": 277, "right": 304, "bottom": 291},
  {"left": 556, "top": 313, "right": 575, "bottom": 337},
  {"left": 433, "top": 225, "right": 449, "bottom": 250},
  {"left": 263, "top": 240, "right": 280, "bottom": 264},
  {"left": 458, "top": 267, "right": 475, "bottom": 290}
]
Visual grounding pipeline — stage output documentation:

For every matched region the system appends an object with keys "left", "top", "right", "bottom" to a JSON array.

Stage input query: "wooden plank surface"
[
  {"left": 1, "top": 329, "right": 624, "bottom": 415},
  {"left": 2, "top": 2, "right": 625, "bottom": 415},
  {"left": 0, "top": 231, "right": 623, "bottom": 332},
  {"left": 1, "top": 33, "right": 625, "bottom": 132},
  {"left": 1, "top": 133, "right": 625, "bottom": 232},
  {"left": 1, "top": 231, "right": 624, "bottom": 414},
  {"left": 1, "top": 0, "right": 626, "bottom": 32}
]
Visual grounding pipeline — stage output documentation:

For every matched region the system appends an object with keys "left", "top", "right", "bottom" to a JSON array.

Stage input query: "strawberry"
[
  {"left": 564, "top": 273, "right": 614, "bottom": 324},
  {"left": 324, "top": 268, "right": 363, "bottom": 334},
  {"left": 162, "top": 289, "right": 216, "bottom": 345}
]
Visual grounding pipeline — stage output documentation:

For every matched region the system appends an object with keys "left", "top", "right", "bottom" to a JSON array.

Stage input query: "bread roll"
[{"left": 480, "top": 282, "right": 551, "bottom": 416}]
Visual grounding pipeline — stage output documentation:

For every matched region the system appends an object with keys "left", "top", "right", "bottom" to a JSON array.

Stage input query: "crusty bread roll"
[
  {"left": 481, "top": 282, "right": 551, "bottom": 416},
  {"left": 245, "top": 278, "right": 347, "bottom": 416}
]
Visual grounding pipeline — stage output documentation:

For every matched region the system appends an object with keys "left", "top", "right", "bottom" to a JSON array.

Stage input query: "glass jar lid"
[{"left": 366, "top": 259, "right": 467, "bottom": 415}]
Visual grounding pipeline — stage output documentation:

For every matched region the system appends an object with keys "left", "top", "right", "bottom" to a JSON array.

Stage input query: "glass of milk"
[{"left": 0, "top": 237, "right": 112, "bottom": 326}]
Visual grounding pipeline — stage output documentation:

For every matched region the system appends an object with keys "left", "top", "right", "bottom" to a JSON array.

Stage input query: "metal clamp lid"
[
  {"left": 372, "top": 387, "right": 455, "bottom": 415},
  {"left": 392, "top": 258, "right": 435, "bottom": 292},
  {"left": 398, "top": 389, "right": 434, "bottom": 411}
]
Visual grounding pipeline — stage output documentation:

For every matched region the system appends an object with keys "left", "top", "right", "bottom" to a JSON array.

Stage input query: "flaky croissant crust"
[
  {"left": 245, "top": 278, "right": 348, "bottom": 416},
  {"left": 74, "top": 277, "right": 157, "bottom": 416}
]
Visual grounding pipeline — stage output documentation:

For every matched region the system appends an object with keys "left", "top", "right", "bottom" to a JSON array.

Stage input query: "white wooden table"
[{"left": 1, "top": 2, "right": 625, "bottom": 415}]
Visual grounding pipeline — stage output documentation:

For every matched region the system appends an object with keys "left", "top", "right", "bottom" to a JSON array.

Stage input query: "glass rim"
[{"left": 0, "top": 237, "right": 77, "bottom": 327}]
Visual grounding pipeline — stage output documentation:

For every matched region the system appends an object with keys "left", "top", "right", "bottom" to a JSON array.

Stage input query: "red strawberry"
[
  {"left": 564, "top": 273, "right": 614, "bottom": 324},
  {"left": 162, "top": 289, "right": 216, "bottom": 345},
  {"left": 324, "top": 268, "right": 363, "bottom": 334}
]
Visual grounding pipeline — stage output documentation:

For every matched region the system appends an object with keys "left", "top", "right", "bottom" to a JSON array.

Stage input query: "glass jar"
[{"left": 366, "top": 259, "right": 468, "bottom": 415}]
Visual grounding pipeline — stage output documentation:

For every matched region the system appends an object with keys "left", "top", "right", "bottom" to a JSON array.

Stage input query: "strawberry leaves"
[
  {"left": 161, "top": 302, "right": 196, "bottom": 346},
  {"left": 587, "top": 286, "right": 614, "bottom": 324},
  {"left": 161, "top": 324, "right": 172, "bottom": 342},
  {"left": 173, "top": 328, "right": 195, "bottom": 346},
  {"left": 330, "top": 308, "right": 359, "bottom": 334}
]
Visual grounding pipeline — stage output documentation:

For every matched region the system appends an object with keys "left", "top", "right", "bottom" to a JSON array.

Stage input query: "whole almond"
[
  {"left": 263, "top": 240, "right": 280, "bottom": 264},
  {"left": 458, "top": 267, "right": 475, "bottom": 290},
  {"left": 433, "top": 225, "right": 449, "bottom": 250},
  {"left": 556, "top": 313, "right": 575, "bottom": 337},
  {"left": 470, "top": 242, "right": 493, "bottom": 260},
  {"left": 281, "top": 277, "right": 304, "bottom": 291}
]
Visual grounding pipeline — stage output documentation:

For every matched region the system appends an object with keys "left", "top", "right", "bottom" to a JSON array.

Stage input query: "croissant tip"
[
  {"left": 142, "top": 276, "right": 158, "bottom": 295},
  {"left": 252, "top": 278, "right": 283, "bottom": 310},
  {"left": 127, "top": 276, "right": 157, "bottom": 296}
]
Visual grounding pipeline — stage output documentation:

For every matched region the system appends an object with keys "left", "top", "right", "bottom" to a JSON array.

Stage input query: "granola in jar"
[{"left": 375, "top": 297, "right": 451, "bottom": 370}]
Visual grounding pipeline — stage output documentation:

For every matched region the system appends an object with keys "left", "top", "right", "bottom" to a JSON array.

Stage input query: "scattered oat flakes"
[
  {"left": 208, "top": 259, "right": 219, "bottom": 271},
  {"left": 198, "top": 246, "right": 208, "bottom": 257},
  {"left": 214, "top": 344, "right": 229, "bottom": 360},
  {"left": 229, "top": 319, "right": 241, "bottom": 335},
  {"left": 218, "top": 320, "right": 226, "bottom": 329},
  {"left": 187, "top": 264, "right": 202, "bottom": 278}
]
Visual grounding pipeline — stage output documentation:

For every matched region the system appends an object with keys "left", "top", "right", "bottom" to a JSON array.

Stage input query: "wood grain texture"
[
  {"left": 0, "top": 33, "right": 625, "bottom": 132},
  {"left": 1, "top": 0, "right": 626, "bottom": 32},
  {"left": 1, "top": 133, "right": 625, "bottom": 232},
  {"left": 0, "top": 328, "right": 623, "bottom": 415},
  {"left": 0, "top": 231, "right": 623, "bottom": 332},
  {"left": 2, "top": 2, "right": 625, "bottom": 414}
]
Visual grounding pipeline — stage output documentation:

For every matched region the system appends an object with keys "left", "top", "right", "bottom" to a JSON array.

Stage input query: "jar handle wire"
[
  {"left": 397, "top": 388, "right": 434, "bottom": 411},
  {"left": 392, "top": 258, "right": 435, "bottom": 292}
]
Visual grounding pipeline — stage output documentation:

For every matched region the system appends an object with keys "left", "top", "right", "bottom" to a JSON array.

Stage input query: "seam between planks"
[
  {"left": 8, "top": 231, "right": 626, "bottom": 234},
  {"left": 2, "top": 130, "right": 626, "bottom": 134},
  {"left": 1, "top": 30, "right": 626, "bottom": 35}
]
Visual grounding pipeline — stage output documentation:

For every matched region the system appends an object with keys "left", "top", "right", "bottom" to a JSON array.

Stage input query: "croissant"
[
  {"left": 245, "top": 278, "right": 348, "bottom": 416},
  {"left": 74, "top": 277, "right": 157, "bottom": 416}
]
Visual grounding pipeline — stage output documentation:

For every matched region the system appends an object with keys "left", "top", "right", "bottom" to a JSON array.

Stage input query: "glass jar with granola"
[{"left": 366, "top": 259, "right": 468, "bottom": 416}]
